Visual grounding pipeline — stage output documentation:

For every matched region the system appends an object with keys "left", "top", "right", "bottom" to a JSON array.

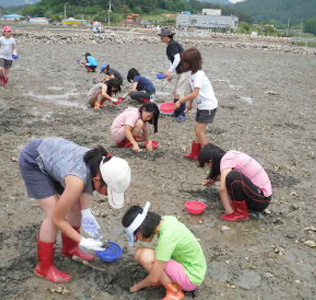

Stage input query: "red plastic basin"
[
  {"left": 185, "top": 201, "right": 206, "bottom": 215},
  {"left": 160, "top": 102, "right": 176, "bottom": 114}
]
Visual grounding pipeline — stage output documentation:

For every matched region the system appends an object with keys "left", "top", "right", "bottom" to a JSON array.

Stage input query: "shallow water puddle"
[
  {"left": 25, "top": 91, "right": 87, "bottom": 109},
  {"left": 240, "top": 96, "right": 254, "bottom": 105}
]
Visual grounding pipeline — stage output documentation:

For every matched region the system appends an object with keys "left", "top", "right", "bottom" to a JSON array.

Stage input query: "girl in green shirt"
[{"left": 122, "top": 202, "right": 207, "bottom": 300}]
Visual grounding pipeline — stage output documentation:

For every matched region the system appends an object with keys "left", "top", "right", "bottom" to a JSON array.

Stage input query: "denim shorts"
[
  {"left": 19, "top": 139, "right": 64, "bottom": 199},
  {"left": 196, "top": 108, "right": 217, "bottom": 124}
]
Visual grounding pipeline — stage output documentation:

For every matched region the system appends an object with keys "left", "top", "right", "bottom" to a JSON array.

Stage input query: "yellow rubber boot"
[
  {"left": 94, "top": 100, "right": 101, "bottom": 109},
  {"left": 161, "top": 283, "right": 185, "bottom": 300}
]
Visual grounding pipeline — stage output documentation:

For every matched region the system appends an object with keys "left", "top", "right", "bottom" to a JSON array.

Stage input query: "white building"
[
  {"left": 202, "top": 9, "right": 221, "bottom": 16},
  {"left": 177, "top": 14, "right": 239, "bottom": 31}
]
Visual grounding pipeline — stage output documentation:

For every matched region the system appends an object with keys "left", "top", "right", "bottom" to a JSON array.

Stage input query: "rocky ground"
[{"left": 0, "top": 27, "right": 316, "bottom": 300}]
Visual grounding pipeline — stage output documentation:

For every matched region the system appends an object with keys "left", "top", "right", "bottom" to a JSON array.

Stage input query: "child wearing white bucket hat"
[
  {"left": 19, "top": 137, "right": 131, "bottom": 284},
  {"left": 122, "top": 202, "right": 206, "bottom": 300}
]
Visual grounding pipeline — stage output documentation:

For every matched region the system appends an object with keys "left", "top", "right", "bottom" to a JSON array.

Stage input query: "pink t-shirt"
[
  {"left": 110, "top": 107, "right": 147, "bottom": 143},
  {"left": 220, "top": 150, "right": 272, "bottom": 197}
]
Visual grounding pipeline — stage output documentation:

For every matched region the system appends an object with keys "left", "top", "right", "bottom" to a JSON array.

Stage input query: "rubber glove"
[
  {"left": 111, "top": 97, "right": 118, "bottom": 103},
  {"left": 81, "top": 208, "right": 101, "bottom": 238},
  {"left": 79, "top": 237, "right": 104, "bottom": 252},
  {"left": 122, "top": 93, "right": 128, "bottom": 98}
]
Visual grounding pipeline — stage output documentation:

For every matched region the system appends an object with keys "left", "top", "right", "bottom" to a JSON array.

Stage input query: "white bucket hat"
[
  {"left": 100, "top": 156, "right": 131, "bottom": 209},
  {"left": 125, "top": 202, "right": 151, "bottom": 246}
]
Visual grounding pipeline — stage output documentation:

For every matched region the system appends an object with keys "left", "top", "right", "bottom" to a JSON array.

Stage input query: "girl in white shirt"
[{"left": 175, "top": 48, "right": 218, "bottom": 160}]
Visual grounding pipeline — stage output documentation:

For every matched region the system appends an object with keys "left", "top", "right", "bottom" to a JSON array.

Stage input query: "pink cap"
[{"left": 3, "top": 26, "right": 12, "bottom": 32}]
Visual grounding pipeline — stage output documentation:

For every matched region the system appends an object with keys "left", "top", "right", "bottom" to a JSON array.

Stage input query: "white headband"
[{"left": 126, "top": 202, "right": 151, "bottom": 236}]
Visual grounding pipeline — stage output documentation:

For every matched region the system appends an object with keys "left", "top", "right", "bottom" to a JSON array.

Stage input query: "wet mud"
[{"left": 0, "top": 32, "right": 316, "bottom": 300}]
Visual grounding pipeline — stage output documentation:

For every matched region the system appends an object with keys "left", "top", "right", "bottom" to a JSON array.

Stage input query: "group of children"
[{"left": 15, "top": 26, "right": 273, "bottom": 300}]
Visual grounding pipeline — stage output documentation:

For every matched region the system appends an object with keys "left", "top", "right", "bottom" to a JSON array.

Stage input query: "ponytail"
[{"left": 84, "top": 145, "right": 112, "bottom": 183}]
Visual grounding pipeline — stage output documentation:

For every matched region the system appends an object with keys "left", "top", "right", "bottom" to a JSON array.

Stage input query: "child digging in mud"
[
  {"left": 199, "top": 144, "right": 272, "bottom": 221},
  {"left": 175, "top": 48, "right": 218, "bottom": 161},
  {"left": 100, "top": 63, "right": 123, "bottom": 85},
  {"left": 111, "top": 102, "right": 160, "bottom": 152},
  {"left": 78, "top": 52, "right": 98, "bottom": 72},
  {"left": 122, "top": 202, "right": 207, "bottom": 300},
  {"left": 0, "top": 26, "right": 18, "bottom": 87},
  {"left": 125, "top": 68, "right": 156, "bottom": 103},
  {"left": 19, "top": 137, "right": 131, "bottom": 283},
  {"left": 88, "top": 78, "right": 121, "bottom": 109}
]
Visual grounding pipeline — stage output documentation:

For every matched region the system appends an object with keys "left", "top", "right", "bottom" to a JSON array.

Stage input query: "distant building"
[
  {"left": 176, "top": 13, "right": 239, "bottom": 31},
  {"left": 0, "top": 14, "right": 24, "bottom": 21},
  {"left": 29, "top": 17, "right": 49, "bottom": 24},
  {"left": 202, "top": 9, "right": 221, "bottom": 16}
]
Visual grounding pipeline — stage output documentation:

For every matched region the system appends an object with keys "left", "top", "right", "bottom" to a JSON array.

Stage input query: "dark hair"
[
  {"left": 198, "top": 144, "right": 226, "bottom": 180},
  {"left": 127, "top": 68, "right": 140, "bottom": 83},
  {"left": 181, "top": 48, "right": 202, "bottom": 74},
  {"left": 104, "top": 78, "right": 121, "bottom": 95},
  {"left": 85, "top": 52, "right": 91, "bottom": 59},
  {"left": 104, "top": 64, "right": 110, "bottom": 74},
  {"left": 84, "top": 145, "right": 112, "bottom": 185},
  {"left": 122, "top": 206, "right": 161, "bottom": 239},
  {"left": 139, "top": 102, "right": 160, "bottom": 133}
]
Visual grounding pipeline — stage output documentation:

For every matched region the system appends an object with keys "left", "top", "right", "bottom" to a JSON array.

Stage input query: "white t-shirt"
[
  {"left": 0, "top": 37, "right": 16, "bottom": 60},
  {"left": 190, "top": 70, "right": 218, "bottom": 110}
]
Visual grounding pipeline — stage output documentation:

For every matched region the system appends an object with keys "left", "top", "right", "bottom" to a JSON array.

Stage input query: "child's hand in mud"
[
  {"left": 146, "top": 140, "right": 153, "bottom": 151},
  {"left": 133, "top": 143, "right": 141, "bottom": 153},
  {"left": 202, "top": 179, "right": 215, "bottom": 187},
  {"left": 130, "top": 283, "right": 141, "bottom": 292}
]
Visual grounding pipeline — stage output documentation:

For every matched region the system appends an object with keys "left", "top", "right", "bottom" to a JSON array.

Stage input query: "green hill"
[{"left": 235, "top": 0, "right": 316, "bottom": 24}]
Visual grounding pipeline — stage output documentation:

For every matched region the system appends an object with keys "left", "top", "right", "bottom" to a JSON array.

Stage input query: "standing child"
[
  {"left": 198, "top": 144, "right": 272, "bottom": 221},
  {"left": 0, "top": 26, "right": 17, "bottom": 87},
  {"left": 88, "top": 78, "right": 121, "bottom": 109},
  {"left": 158, "top": 27, "right": 190, "bottom": 122},
  {"left": 79, "top": 52, "right": 98, "bottom": 72},
  {"left": 122, "top": 202, "right": 207, "bottom": 300},
  {"left": 111, "top": 102, "right": 160, "bottom": 152},
  {"left": 18, "top": 137, "right": 131, "bottom": 283},
  {"left": 126, "top": 68, "right": 155, "bottom": 103},
  {"left": 175, "top": 48, "right": 218, "bottom": 160},
  {"left": 100, "top": 64, "right": 123, "bottom": 85}
]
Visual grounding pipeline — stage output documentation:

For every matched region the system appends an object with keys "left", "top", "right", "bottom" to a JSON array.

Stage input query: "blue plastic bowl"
[
  {"left": 96, "top": 242, "right": 123, "bottom": 262},
  {"left": 156, "top": 73, "right": 165, "bottom": 80},
  {"left": 12, "top": 54, "right": 19, "bottom": 60},
  {"left": 77, "top": 59, "right": 81, "bottom": 64}
]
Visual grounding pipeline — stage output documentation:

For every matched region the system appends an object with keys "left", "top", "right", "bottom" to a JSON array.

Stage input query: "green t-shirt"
[{"left": 155, "top": 216, "right": 207, "bottom": 286}]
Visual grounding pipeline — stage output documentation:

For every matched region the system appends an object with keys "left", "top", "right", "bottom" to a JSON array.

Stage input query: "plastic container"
[
  {"left": 77, "top": 59, "right": 81, "bottom": 64},
  {"left": 96, "top": 241, "right": 123, "bottom": 262},
  {"left": 160, "top": 102, "right": 176, "bottom": 114},
  {"left": 185, "top": 201, "right": 206, "bottom": 215},
  {"left": 156, "top": 73, "right": 165, "bottom": 80},
  {"left": 12, "top": 54, "right": 19, "bottom": 60}
]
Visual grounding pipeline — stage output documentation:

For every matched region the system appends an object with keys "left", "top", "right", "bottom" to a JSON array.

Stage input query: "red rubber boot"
[
  {"left": 85, "top": 66, "right": 92, "bottom": 72},
  {"left": 140, "top": 97, "right": 150, "bottom": 103},
  {"left": 61, "top": 227, "right": 95, "bottom": 261},
  {"left": 0, "top": 75, "right": 4, "bottom": 85},
  {"left": 161, "top": 283, "right": 185, "bottom": 300},
  {"left": 34, "top": 238, "right": 71, "bottom": 283},
  {"left": 3, "top": 77, "right": 8, "bottom": 87},
  {"left": 117, "top": 139, "right": 133, "bottom": 148},
  {"left": 145, "top": 140, "right": 159, "bottom": 150},
  {"left": 220, "top": 201, "right": 249, "bottom": 221},
  {"left": 184, "top": 141, "right": 201, "bottom": 160}
]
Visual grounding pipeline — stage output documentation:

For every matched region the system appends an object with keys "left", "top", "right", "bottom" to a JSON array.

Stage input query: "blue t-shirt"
[
  {"left": 87, "top": 56, "right": 98, "bottom": 67},
  {"left": 133, "top": 75, "right": 155, "bottom": 93},
  {"left": 35, "top": 138, "right": 93, "bottom": 194}
]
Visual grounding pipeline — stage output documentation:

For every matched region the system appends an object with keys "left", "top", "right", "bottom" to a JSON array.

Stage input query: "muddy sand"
[{"left": 0, "top": 30, "right": 316, "bottom": 300}]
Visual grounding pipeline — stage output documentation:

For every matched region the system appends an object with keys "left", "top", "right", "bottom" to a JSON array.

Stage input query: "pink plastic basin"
[
  {"left": 160, "top": 102, "right": 176, "bottom": 114},
  {"left": 185, "top": 201, "right": 206, "bottom": 215}
]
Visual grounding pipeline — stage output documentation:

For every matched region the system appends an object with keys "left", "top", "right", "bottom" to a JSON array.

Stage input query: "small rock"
[
  {"left": 304, "top": 240, "right": 316, "bottom": 248},
  {"left": 274, "top": 246, "right": 285, "bottom": 255},
  {"left": 221, "top": 226, "right": 231, "bottom": 232},
  {"left": 304, "top": 226, "right": 316, "bottom": 232},
  {"left": 11, "top": 156, "right": 18, "bottom": 162},
  {"left": 295, "top": 279, "right": 301, "bottom": 284}
]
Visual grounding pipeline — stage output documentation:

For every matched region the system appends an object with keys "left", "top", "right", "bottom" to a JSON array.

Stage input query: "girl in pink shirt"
[
  {"left": 111, "top": 102, "right": 160, "bottom": 152},
  {"left": 198, "top": 144, "right": 272, "bottom": 221}
]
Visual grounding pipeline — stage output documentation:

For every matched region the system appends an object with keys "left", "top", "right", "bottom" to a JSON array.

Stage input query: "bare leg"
[
  {"left": 134, "top": 247, "right": 172, "bottom": 285},
  {"left": 0, "top": 66, "right": 4, "bottom": 77},
  {"left": 131, "top": 119, "right": 145, "bottom": 141},
  {"left": 4, "top": 68, "right": 10, "bottom": 79},
  {"left": 38, "top": 195, "right": 59, "bottom": 243},
  {"left": 195, "top": 122, "right": 209, "bottom": 146},
  {"left": 89, "top": 91, "right": 101, "bottom": 107}
]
